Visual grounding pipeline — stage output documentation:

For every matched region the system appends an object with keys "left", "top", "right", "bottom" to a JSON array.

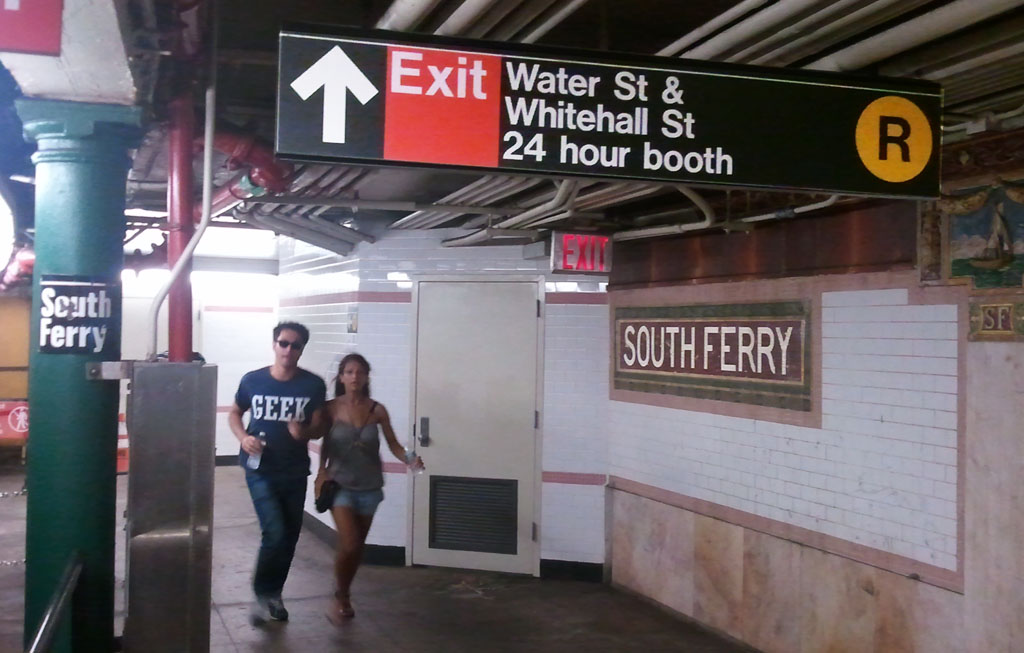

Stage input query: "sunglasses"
[{"left": 276, "top": 339, "right": 304, "bottom": 351}]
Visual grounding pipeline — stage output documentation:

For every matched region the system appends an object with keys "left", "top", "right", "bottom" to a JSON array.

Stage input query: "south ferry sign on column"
[
  {"left": 277, "top": 25, "right": 941, "bottom": 199},
  {"left": 37, "top": 275, "right": 120, "bottom": 354}
]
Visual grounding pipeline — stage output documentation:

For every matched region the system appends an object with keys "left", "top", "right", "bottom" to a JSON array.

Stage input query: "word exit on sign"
[{"left": 551, "top": 232, "right": 611, "bottom": 275}]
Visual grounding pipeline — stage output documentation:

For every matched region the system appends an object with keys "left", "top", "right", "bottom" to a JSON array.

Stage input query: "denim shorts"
[{"left": 332, "top": 488, "right": 384, "bottom": 515}]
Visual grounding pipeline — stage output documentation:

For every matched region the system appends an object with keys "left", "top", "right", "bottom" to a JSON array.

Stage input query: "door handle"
[{"left": 419, "top": 416, "right": 431, "bottom": 446}]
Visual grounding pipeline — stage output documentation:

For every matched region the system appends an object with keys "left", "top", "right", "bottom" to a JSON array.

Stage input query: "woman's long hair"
[{"left": 335, "top": 353, "right": 371, "bottom": 398}]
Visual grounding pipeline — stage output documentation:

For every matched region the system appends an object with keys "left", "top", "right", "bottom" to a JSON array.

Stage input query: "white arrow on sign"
[{"left": 290, "top": 46, "right": 379, "bottom": 145}]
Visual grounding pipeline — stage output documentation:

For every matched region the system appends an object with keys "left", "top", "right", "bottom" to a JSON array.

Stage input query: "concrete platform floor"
[{"left": 0, "top": 462, "right": 753, "bottom": 652}]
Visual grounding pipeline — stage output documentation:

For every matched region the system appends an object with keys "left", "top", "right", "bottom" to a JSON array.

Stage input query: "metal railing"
[{"left": 25, "top": 552, "right": 82, "bottom": 653}]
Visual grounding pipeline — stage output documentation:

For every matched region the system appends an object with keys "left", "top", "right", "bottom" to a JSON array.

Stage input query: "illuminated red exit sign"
[
  {"left": 551, "top": 232, "right": 612, "bottom": 275},
  {"left": 0, "top": 0, "right": 63, "bottom": 56}
]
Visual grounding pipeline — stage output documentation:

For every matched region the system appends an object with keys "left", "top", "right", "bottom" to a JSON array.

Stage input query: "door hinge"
[{"left": 532, "top": 522, "right": 538, "bottom": 541}]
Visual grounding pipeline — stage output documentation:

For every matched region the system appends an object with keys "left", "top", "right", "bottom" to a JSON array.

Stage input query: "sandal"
[{"left": 326, "top": 592, "right": 355, "bottom": 624}]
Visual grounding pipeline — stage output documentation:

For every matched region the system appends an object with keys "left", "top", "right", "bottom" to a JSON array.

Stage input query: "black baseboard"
[
  {"left": 216, "top": 454, "right": 238, "bottom": 467},
  {"left": 539, "top": 559, "right": 604, "bottom": 583},
  {"left": 301, "top": 512, "right": 406, "bottom": 566}
]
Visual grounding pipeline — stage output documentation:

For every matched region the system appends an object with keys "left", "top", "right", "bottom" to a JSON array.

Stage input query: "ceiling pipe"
[
  {"left": 495, "top": 179, "right": 579, "bottom": 228},
  {"left": 465, "top": 0, "right": 522, "bottom": 38},
  {"left": 424, "top": 177, "right": 545, "bottom": 228},
  {"left": 515, "top": 182, "right": 662, "bottom": 224},
  {"left": 879, "top": 13, "right": 1024, "bottom": 78},
  {"left": 492, "top": 0, "right": 561, "bottom": 41},
  {"left": 251, "top": 195, "right": 516, "bottom": 215},
  {"left": 239, "top": 211, "right": 355, "bottom": 256},
  {"left": 267, "top": 212, "right": 366, "bottom": 245},
  {"left": 805, "top": 0, "right": 1024, "bottom": 72},
  {"left": 682, "top": 0, "right": 829, "bottom": 60},
  {"left": 942, "top": 102, "right": 1024, "bottom": 134},
  {"left": 747, "top": 0, "right": 927, "bottom": 66},
  {"left": 390, "top": 175, "right": 499, "bottom": 228},
  {"left": 296, "top": 169, "right": 368, "bottom": 216},
  {"left": 612, "top": 185, "right": 716, "bottom": 241},
  {"left": 733, "top": 0, "right": 895, "bottom": 64},
  {"left": 657, "top": 0, "right": 773, "bottom": 56},
  {"left": 436, "top": 0, "right": 498, "bottom": 35},
  {"left": 732, "top": 194, "right": 838, "bottom": 224},
  {"left": 441, "top": 227, "right": 542, "bottom": 247},
  {"left": 307, "top": 215, "right": 377, "bottom": 243},
  {"left": 440, "top": 179, "right": 578, "bottom": 245},
  {"left": 376, "top": 0, "right": 445, "bottom": 31},
  {"left": 519, "top": 0, "right": 591, "bottom": 43},
  {"left": 392, "top": 176, "right": 538, "bottom": 229}
]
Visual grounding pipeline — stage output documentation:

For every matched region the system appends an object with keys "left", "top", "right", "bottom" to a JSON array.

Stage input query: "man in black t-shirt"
[{"left": 229, "top": 321, "right": 326, "bottom": 625}]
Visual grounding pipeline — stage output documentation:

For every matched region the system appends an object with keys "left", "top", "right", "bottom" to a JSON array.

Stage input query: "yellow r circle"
[{"left": 856, "top": 96, "right": 932, "bottom": 183}]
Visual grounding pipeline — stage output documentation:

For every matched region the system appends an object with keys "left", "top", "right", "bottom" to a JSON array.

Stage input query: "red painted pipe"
[
  {"left": 167, "top": 93, "right": 195, "bottom": 362},
  {"left": 193, "top": 131, "right": 293, "bottom": 219}
]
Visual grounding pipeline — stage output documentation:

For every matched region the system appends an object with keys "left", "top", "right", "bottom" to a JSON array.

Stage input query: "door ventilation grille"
[{"left": 429, "top": 476, "right": 518, "bottom": 555}]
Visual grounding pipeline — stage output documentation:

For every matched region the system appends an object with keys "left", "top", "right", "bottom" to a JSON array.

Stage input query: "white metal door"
[{"left": 410, "top": 280, "right": 541, "bottom": 574}]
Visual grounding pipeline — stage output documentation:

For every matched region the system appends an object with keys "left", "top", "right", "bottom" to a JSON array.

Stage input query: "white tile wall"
[
  {"left": 543, "top": 304, "right": 609, "bottom": 474},
  {"left": 541, "top": 484, "right": 606, "bottom": 563},
  {"left": 609, "top": 287, "right": 959, "bottom": 571},
  {"left": 278, "top": 230, "right": 611, "bottom": 561}
]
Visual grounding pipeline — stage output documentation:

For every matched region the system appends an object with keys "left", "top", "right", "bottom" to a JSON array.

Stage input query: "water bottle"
[
  {"left": 405, "top": 449, "right": 424, "bottom": 475},
  {"left": 246, "top": 432, "right": 267, "bottom": 470}
]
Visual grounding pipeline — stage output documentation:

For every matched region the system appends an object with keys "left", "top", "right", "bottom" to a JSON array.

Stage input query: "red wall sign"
[
  {"left": 0, "top": 401, "right": 28, "bottom": 444},
  {"left": 0, "top": 0, "right": 63, "bottom": 56},
  {"left": 551, "top": 232, "right": 611, "bottom": 274}
]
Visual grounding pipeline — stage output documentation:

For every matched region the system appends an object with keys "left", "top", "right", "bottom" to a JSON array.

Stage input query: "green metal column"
[{"left": 17, "top": 99, "right": 141, "bottom": 652}]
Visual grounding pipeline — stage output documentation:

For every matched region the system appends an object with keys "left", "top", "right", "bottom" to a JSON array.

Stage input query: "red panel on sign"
[
  {"left": 383, "top": 47, "right": 501, "bottom": 167},
  {"left": 0, "top": 0, "right": 63, "bottom": 56}
]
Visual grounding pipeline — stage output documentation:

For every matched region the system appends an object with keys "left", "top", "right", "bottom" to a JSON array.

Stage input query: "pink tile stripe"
[
  {"left": 203, "top": 305, "right": 275, "bottom": 312},
  {"left": 280, "top": 291, "right": 411, "bottom": 307},
  {"left": 546, "top": 292, "right": 608, "bottom": 305},
  {"left": 542, "top": 471, "right": 606, "bottom": 485}
]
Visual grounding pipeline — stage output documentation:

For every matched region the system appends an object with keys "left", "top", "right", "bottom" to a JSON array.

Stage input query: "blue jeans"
[{"left": 245, "top": 470, "right": 307, "bottom": 598}]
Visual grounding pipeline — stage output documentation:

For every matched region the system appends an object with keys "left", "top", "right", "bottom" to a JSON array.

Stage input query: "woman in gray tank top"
[{"left": 314, "top": 353, "right": 423, "bottom": 624}]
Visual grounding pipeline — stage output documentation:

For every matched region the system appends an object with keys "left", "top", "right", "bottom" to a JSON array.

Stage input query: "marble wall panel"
[
  {"left": 610, "top": 491, "right": 695, "bottom": 616},
  {"left": 874, "top": 568, "right": 965, "bottom": 653},
  {"left": 964, "top": 342, "right": 1024, "bottom": 651},
  {"left": 693, "top": 514, "right": 744, "bottom": 640},
  {"left": 741, "top": 530, "right": 802, "bottom": 653},
  {"left": 800, "top": 547, "right": 878, "bottom": 652}
]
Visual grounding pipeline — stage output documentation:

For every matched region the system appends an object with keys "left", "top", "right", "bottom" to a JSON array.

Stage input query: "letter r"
[{"left": 878, "top": 116, "right": 911, "bottom": 162}]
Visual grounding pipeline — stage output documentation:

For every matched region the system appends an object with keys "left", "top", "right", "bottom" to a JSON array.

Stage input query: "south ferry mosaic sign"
[
  {"left": 278, "top": 26, "right": 941, "bottom": 198},
  {"left": 614, "top": 302, "right": 811, "bottom": 411}
]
